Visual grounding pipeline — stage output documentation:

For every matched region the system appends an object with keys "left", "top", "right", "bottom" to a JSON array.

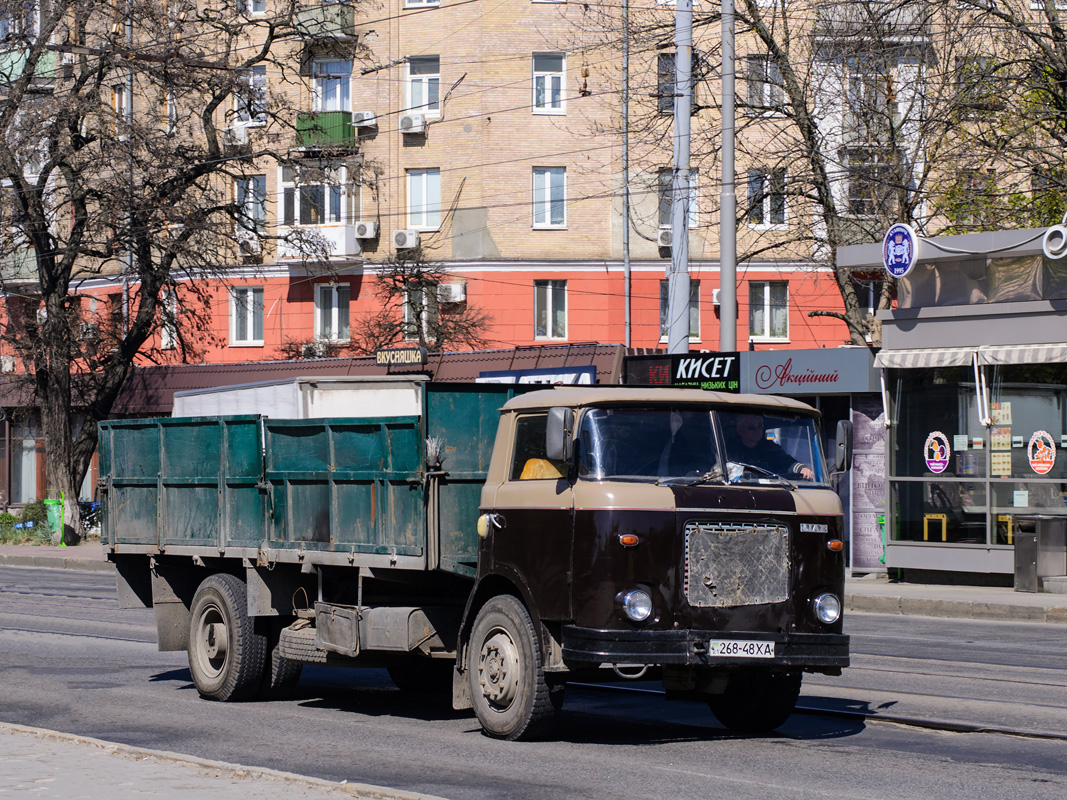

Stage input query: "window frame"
[
  {"left": 534, "top": 279, "right": 567, "bottom": 340},
  {"left": 406, "top": 168, "right": 442, "bottom": 230},
  {"left": 235, "top": 65, "right": 267, "bottom": 125},
  {"left": 659, "top": 279, "right": 701, "bottom": 342},
  {"left": 403, "top": 283, "right": 439, "bottom": 343},
  {"left": 532, "top": 167, "right": 567, "bottom": 229},
  {"left": 532, "top": 53, "right": 565, "bottom": 114},
  {"left": 230, "top": 286, "right": 264, "bottom": 346},
  {"left": 236, "top": 174, "right": 267, "bottom": 234},
  {"left": 747, "top": 168, "right": 787, "bottom": 229},
  {"left": 315, "top": 283, "right": 351, "bottom": 342},
  {"left": 160, "top": 288, "right": 178, "bottom": 351},
  {"left": 657, "top": 168, "right": 698, "bottom": 229},
  {"left": 405, "top": 55, "right": 441, "bottom": 118},
  {"left": 748, "top": 280, "right": 789, "bottom": 342},
  {"left": 746, "top": 55, "right": 785, "bottom": 113},
  {"left": 312, "top": 58, "right": 351, "bottom": 113},
  {"left": 281, "top": 165, "right": 345, "bottom": 227}
]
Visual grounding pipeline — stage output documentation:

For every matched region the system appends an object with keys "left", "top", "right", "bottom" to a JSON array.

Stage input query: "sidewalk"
[
  {"left": 0, "top": 723, "right": 443, "bottom": 800},
  {"left": 2, "top": 542, "right": 1066, "bottom": 624}
]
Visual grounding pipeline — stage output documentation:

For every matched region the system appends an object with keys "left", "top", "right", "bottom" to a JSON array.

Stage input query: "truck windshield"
[
  {"left": 577, "top": 406, "right": 827, "bottom": 485},
  {"left": 718, "top": 410, "right": 826, "bottom": 485}
]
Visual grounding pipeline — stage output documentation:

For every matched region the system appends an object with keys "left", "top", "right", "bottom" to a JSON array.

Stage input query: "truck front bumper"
[{"left": 561, "top": 626, "right": 849, "bottom": 669}]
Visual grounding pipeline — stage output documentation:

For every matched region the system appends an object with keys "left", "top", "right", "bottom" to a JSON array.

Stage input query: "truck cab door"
[{"left": 482, "top": 413, "right": 575, "bottom": 621}]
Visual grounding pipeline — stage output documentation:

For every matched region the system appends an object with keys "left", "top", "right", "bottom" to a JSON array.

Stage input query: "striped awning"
[
  {"left": 977, "top": 343, "right": 1067, "bottom": 365},
  {"left": 874, "top": 347, "right": 975, "bottom": 369}
]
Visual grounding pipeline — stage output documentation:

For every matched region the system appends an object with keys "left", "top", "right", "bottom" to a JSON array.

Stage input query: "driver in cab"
[{"left": 729, "top": 414, "right": 815, "bottom": 481}]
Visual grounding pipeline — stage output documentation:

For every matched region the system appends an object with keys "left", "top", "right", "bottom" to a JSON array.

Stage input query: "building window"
[
  {"left": 404, "top": 0, "right": 440, "bottom": 6},
  {"left": 532, "top": 53, "right": 565, "bottom": 113},
  {"left": 658, "top": 168, "right": 698, "bottom": 228},
  {"left": 532, "top": 167, "right": 566, "bottom": 228},
  {"left": 239, "top": 0, "right": 266, "bottom": 13},
  {"left": 235, "top": 66, "right": 267, "bottom": 124},
  {"left": 236, "top": 175, "right": 267, "bottom": 233},
  {"left": 403, "top": 284, "right": 439, "bottom": 342},
  {"left": 952, "top": 169, "right": 998, "bottom": 229},
  {"left": 747, "top": 168, "right": 786, "bottom": 227},
  {"left": 313, "top": 59, "right": 351, "bottom": 113},
  {"left": 231, "top": 286, "right": 264, "bottom": 345},
  {"left": 406, "top": 56, "right": 440, "bottom": 116},
  {"left": 282, "top": 165, "right": 343, "bottom": 226},
  {"left": 659, "top": 279, "right": 700, "bottom": 340},
  {"left": 846, "top": 149, "right": 899, "bottom": 218},
  {"left": 749, "top": 281, "right": 788, "bottom": 340},
  {"left": 315, "top": 283, "right": 350, "bottom": 342},
  {"left": 534, "top": 279, "right": 567, "bottom": 339},
  {"left": 160, "top": 288, "right": 177, "bottom": 350},
  {"left": 165, "top": 90, "right": 177, "bottom": 133},
  {"left": 746, "top": 55, "right": 784, "bottom": 112},
  {"left": 406, "top": 168, "right": 441, "bottom": 230},
  {"left": 657, "top": 52, "right": 697, "bottom": 114},
  {"left": 111, "top": 84, "right": 130, "bottom": 124}
]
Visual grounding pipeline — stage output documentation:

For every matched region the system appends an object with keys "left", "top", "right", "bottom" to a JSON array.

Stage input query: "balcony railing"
[
  {"left": 814, "top": 1, "right": 930, "bottom": 40},
  {"left": 296, "top": 111, "right": 356, "bottom": 148},
  {"left": 278, "top": 225, "right": 360, "bottom": 261},
  {"left": 295, "top": 4, "right": 357, "bottom": 39}
]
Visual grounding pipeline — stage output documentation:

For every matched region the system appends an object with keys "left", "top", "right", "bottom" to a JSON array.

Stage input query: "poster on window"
[{"left": 852, "top": 511, "right": 886, "bottom": 571}]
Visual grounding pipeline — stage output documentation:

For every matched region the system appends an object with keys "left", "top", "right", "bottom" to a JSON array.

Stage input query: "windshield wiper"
[
  {"left": 727, "top": 461, "right": 796, "bottom": 490},
  {"left": 658, "top": 465, "right": 725, "bottom": 486}
]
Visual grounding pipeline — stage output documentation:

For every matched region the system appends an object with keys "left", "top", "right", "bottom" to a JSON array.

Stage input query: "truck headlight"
[
  {"left": 813, "top": 592, "right": 842, "bottom": 625},
  {"left": 621, "top": 589, "right": 653, "bottom": 622}
]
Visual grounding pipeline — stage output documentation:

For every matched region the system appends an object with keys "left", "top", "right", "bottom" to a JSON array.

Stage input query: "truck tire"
[
  {"left": 259, "top": 618, "right": 302, "bottom": 699},
  {"left": 707, "top": 670, "right": 802, "bottom": 733},
  {"left": 188, "top": 574, "right": 267, "bottom": 702},
  {"left": 467, "top": 595, "right": 563, "bottom": 741}
]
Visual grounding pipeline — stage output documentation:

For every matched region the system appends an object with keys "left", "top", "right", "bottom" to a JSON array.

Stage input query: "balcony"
[
  {"left": 295, "top": 3, "right": 357, "bottom": 40},
  {"left": 0, "top": 246, "right": 37, "bottom": 286},
  {"left": 278, "top": 225, "right": 361, "bottom": 261},
  {"left": 814, "top": 1, "right": 929, "bottom": 41},
  {"left": 295, "top": 111, "right": 357, "bottom": 150}
]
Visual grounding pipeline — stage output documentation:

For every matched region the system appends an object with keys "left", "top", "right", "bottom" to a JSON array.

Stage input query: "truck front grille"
[{"left": 684, "top": 521, "right": 790, "bottom": 607}]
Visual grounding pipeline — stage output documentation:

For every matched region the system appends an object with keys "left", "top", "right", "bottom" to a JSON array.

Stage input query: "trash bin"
[
  {"left": 43, "top": 498, "right": 62, "bottom": 536},
  {"left": 1014, "top": 515, "right": 1067, "bottom": 593}
]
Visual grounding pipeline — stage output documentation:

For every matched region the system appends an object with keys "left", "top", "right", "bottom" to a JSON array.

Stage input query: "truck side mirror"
[
  {"left": 834, "top": 419, "right": 853, "bottom": 473},
  {"left": 546, "top": 407, "right": 574, "bottom": 463}
]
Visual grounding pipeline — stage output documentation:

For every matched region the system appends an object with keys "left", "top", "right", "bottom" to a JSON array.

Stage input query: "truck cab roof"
[{"left": 500, "top": 386, "right": 819, "bottom": 416}]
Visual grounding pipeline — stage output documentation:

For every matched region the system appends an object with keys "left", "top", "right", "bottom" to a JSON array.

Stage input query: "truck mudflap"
[{"left": 561, "top": 626, "right": 849, "bottom": 669}]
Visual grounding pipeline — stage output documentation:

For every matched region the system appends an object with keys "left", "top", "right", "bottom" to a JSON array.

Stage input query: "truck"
[{"left": 102, "top": 376, "right": 852, "bottom": 740}]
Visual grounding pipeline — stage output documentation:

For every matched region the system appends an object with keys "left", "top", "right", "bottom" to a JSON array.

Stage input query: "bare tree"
[
  {"left": 351, "top": 247, "right": 494, "bottom": 355},
  {"left": 0, "top": 1, "right": 365, "bottom": 537}
]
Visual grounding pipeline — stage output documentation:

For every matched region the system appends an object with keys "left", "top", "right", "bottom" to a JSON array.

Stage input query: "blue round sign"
[{"left": 882, "top": 224, "right": 917, "bottom": 278}]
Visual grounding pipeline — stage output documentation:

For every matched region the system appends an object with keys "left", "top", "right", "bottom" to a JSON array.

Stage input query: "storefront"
[
  {"left": 624, "top": 347, "right": 885, "bottom": 573},
  {"left": 840, "top": 227, "right": 1067, "bottom": 578}
]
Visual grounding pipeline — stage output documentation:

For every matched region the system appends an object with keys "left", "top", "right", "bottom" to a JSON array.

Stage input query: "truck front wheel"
[
  {"left": 467, "top": 595, "right": 563, "bottom": 740},
  {"left": 188, "top": 574, "right": 267, "bottom": 701},
  {"left": 707, "top": 670, "right": 802, "bottom": 733}
]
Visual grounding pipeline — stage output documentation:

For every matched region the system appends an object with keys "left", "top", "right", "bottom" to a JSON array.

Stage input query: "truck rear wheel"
[
  {"left": 188, "top": 574, "right": 266, "bottom": 702},
  {"left": 467, "top": 595, "right": 563, "bottom": 741},
  {"left": 707, "top": 670, "right": 802, "bottom": 733}
]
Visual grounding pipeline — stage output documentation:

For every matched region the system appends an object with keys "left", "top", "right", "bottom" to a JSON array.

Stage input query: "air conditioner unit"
[
  {"left": 712, "top": 288, "right": 721, "bottom": 306},
  {"left": 399, "top": 113, "right": 426, "bottom": 134},
  {"left": 393, "top": 229, "right": 420, "bottom": 249},
  {"left": 437, "top": 282, "right": 466, "bottom": 303},
  {"left": 352, "top": 111, "right": 378, "bottom": 128},
  {"left": 223, "top": 125, "right": 250, "bottom": 146},
  {"left": 657, "top": 228, "right": 672, "bottom": 248},
  {"left": 353, "top": 220, "right": 378, "bottom": 239}
]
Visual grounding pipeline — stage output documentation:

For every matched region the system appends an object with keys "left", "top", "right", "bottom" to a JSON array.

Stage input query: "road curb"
[
  {"left": 846, "top": 592, "right": 1067, "bottom": 624},
  {"left": 0, "top": 553, "right": 113, "bottom": 572},
  {"left": 0, "top": 722, "right": 446, "bottom": 800}
]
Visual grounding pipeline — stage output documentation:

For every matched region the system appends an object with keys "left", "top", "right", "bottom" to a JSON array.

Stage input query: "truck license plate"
[{"left": 708, "top": 640, "right": 774, "bottom": 658}]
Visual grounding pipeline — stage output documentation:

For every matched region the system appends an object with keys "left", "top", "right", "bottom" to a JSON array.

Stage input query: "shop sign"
[
  {"left": 623, "top": 353, "right": 740, "bottom": 392},
  {"left": 882, "top": 223, "right": 920, "bottom": 279},
  {"left": 745, "top": 348, "right": 878, "bottom": 395},
  {"left": 924, "top": 431, "right": 950, "bottom": 474},
  {"left": 376, "top": 346, "right": 428, "bottom": 366},
  {"left": 477, "top": 366, "right": 596, "bottom": 385},
  {"left": 1028, "top": 430, "right": 1056, "bottom": 474}
]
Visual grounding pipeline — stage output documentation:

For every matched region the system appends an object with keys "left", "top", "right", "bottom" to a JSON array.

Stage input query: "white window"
[
  {"left": 231, "top": 286, "right": 264, "bottom": 345},
  {"left": 281, "top": 165, "right": 344, "bottom": 226},
  {"left": 406, "top": 56, "right": 440, "bottom": 116},
  {"left": 659, "top": 280, "right": 700, "bottom": 341},
  {"left": 749, "top": 281, "right": 788, "bottom": 340},
  {"left": 534, "top": 279, "right": 567, "bottom": 339},
  {"left": 111, "top": 84, "right": 130, "bottom": 123},
  {"left": 533, "top": 53, "right": 565, "bottom": 113},
  {"left": 746, "top": 55, "right": 785, "bottom": 112},
  {"left": 846, "top": 149, "right": 899, "bottom": 218},
  {"left": 747, "top": 169, "right": 786, "bottom": 227},
  {"left": 235, "top": 66, "right": 266, "bottom": 124},
  {"left": 532, "top": 167, "right": 566, "bottom": 228},
  {"left": 239, "top": 0, "right": 266, "bottom": 13},
  {"left": 406, "top": 168, "right": 441, "bottom": 230},
  {"left": 315, "top": 283, "right": 350, "bottom": 341},
  {"left": 165, "top": 90, "right": 177, "bottom": 134},
  {"left": 658, "top": 168, "right": 698, "bottom": 228},
  {"left": 405, "top": 0, "right": 440, "bottom": 7},
  {"left": 313, "top": 59, "right": 351, "bottom": 112},
  {"left": 403, "top": 284, "right": 439, "bottom": 342},
  {"left": 160, "top": 289, "right": 177, "bottom": 350},
  {"left": 657, "top": 52, "right": 697, "bottom": 114},
  {"left": 236, "top": 175, "right": 267, "bottom": 233}
]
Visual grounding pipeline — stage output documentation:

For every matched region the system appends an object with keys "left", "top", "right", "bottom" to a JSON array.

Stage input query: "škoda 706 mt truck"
[{"left": 103, "top": 377, "right": 851, "bottom": 740}]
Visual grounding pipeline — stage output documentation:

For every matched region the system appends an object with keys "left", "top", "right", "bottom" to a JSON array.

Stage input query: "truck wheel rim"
[
  {"left": 194, "top": 604, "right": 228, "bottom": 679},
  {"left": 478, "top": 628, "right": 520, "bottom": 709}
]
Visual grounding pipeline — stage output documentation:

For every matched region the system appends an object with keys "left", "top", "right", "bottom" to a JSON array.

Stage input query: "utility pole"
[
  {"left": 720, "top": 0, "right": 737, "bottom": 350},
  {"left": 623, "top": 0, "right": 631, "bottom": 348},
  {"left": 667, "top": 0, "right": 693, "bottom": 355}
]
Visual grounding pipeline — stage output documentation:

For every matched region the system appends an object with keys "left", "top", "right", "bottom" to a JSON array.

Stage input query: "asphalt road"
[{"left": 2, "top": 565, "right": 1066, "bottom": 800}]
